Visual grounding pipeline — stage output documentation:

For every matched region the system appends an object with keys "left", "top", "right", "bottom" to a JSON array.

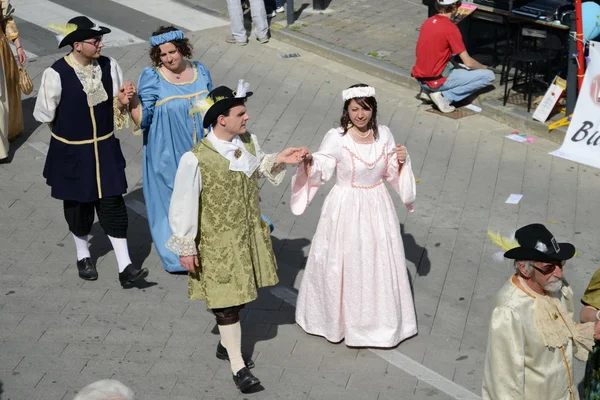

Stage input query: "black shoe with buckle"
[
  {"left": 77, "top": 257, "right": 98, "bottom": 281},
  {"left": 216, "top": 342, "right": 255, "bottom": 369},
  {"left": 118, "top": 264, "right": 149, "bottom": 288},
  {"left": 232, "top": 367, "right": 260, "bottom": 392}
]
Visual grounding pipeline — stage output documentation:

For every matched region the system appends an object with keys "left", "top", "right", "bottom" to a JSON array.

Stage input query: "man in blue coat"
[{"left": 33, "top": 16, "right": 148, "bottom": 287}]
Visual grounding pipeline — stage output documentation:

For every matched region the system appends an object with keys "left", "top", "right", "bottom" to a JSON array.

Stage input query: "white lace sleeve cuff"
[
  {"left": 113, "top": 97, "right": 130, "bottom": 130},
  {"left": 259, "top": 153, "right": 286, "bottom": 186},
  {"left": 165, "top": 236, "right": 197, "bottom": 256}
]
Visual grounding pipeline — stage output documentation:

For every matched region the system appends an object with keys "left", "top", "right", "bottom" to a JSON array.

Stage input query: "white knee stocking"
[
  {"left": 72, "top": 234, "right": 91, "bottom": 261},
  {"left": 107, "top": 236, "right": 132, "bottom": 272},
  {"left": 218, "top": 322, "right": 245, "bottom": 374}
]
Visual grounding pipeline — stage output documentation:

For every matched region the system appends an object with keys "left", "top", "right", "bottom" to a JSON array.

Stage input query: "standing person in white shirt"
[
  {"left": 166, "top": 81, "right": 308, "bottom": 392},
  {"left": 33, "top": 16, "right": 148, "bottom": 287}
]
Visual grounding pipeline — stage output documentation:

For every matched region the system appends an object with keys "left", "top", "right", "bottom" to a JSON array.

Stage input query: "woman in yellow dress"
[{"left": 0, "top": 0, "right": 26, "bottom": 160}]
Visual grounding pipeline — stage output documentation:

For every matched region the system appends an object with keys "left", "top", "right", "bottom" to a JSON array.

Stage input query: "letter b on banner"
[{"left": 551, "top": 42, "right": 600, "bottom": 168}]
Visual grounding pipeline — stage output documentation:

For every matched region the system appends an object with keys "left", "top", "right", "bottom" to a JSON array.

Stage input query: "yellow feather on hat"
[
  {"left": 47, "top": 23, "right": 78, "bottom": 44},
  {"left": 189, "top": 95, "right": 214, "bottom": 116},
  {"left": 487, "top": 230, "right": 519, "bottom": 262},
  {"left": 487, "top": 231, "right": 519, "bottom": 252},
  {"left": 47, "top": 23, "right": 78, "bottom": 36}
]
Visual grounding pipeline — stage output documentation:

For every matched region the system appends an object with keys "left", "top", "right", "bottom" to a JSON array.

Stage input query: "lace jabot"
[
  {"left": 517, "top": 276, "right": 595, "bottom": 360},
  {"left": 68, "top": 53, "right": 109, "bottom": 107}
]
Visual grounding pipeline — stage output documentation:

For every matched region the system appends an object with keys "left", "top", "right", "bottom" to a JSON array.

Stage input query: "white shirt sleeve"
[
  {"left": 253, "top": 134, "right": 286, "bottom": 185},
  {"left": 33, "top": 68, "right": 62, "bottom": 123},
  {"left": 166, "top": 152, "right": 202, "bottom": 256},
  {"left": 109, "top": 57, "right": 124, "bottom": 97}
]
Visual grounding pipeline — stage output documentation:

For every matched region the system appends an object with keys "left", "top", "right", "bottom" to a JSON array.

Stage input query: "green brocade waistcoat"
[{"left": 188, "top": 134, "right": 279, "bottom": 309}]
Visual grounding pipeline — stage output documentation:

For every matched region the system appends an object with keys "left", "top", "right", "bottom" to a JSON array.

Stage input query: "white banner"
[{"left": 550, "top": 41, "right": 600, "bottom": 168}]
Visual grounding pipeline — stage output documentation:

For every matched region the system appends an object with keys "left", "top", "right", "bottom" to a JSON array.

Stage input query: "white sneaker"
[
  {"left": 429, "top": 92, "right": 455, "bottom": 113},
  {"left": 418, "top": 90, "right": 431, "bottom": 103},
  {"left": 268, "top": 10, "right": 277, "bottom": 18},
  {"left": 276, "top": 6, "right": 285, "bottom": 12}
]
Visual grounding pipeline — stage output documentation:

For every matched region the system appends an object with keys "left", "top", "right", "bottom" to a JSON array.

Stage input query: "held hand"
[
  {"left": 395, "top": 145, "right": 407, "bottom": 164},
  {"left": 118, "top": 82, "right": 137, "bottom": 105},
  {"left": 118, "top": 86, "right": 130, "bottom": 106},
  {"left": 16, "top": 47, "right": 26, "bottom": 65},
  {"left": 594, "top": 320, "right": 600, "bottom": 341},
  {"left": 303, "top": 152, "right": 313, "bottom": 176},
  {"left": 180, "top": 255, "right": 199, "bottom": 273},
  {"left": 276, "top": 147, "right": 310, "bottom": 165}
]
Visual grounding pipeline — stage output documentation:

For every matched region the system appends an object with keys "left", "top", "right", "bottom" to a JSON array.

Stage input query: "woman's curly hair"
[{"left": 149, "top": 26, "right": 193, "bottom": 67}]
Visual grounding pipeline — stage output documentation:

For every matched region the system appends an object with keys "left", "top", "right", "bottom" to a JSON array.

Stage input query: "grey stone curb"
[{"left": 271, "top": 26, "right": 568, "bottom": 144}]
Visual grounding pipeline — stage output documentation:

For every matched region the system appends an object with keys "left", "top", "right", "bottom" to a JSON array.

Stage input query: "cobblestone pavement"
[
  {"left": 1, "top": 11, "right": 598, "bottom": 400},
  {"left": 180, "top": 0, "right": 425, "bottom": 72}
]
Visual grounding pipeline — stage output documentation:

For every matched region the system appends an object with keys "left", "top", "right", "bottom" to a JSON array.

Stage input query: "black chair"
[{"left": 502, "top": 25, "right": 553, "bottom": 112}]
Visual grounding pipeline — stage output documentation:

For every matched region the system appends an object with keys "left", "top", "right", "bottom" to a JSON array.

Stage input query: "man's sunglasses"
[
  {"left": 532, "top": 261, "right": 565, "bottom": 275},
  {"left": 82, "top": 37, "right": 103, "bottom": 47}
]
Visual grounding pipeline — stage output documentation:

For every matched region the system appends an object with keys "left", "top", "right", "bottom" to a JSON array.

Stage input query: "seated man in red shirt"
[{"left": 412, "top": 0, "right": 495, "bottom": 112}]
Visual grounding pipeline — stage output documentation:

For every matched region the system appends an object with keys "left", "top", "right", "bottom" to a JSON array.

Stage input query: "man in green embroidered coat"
[{"left": 167, "top": 81, "right": 308, "bottom": 392}]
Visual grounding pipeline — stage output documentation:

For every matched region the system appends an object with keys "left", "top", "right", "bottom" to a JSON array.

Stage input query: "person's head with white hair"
[{"left": 73, "top": 380, "right": 134, "bottom": 400}]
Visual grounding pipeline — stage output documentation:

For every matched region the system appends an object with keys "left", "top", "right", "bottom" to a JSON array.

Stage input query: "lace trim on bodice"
[{"left": 343, "top": 145, "right": 386, "bottom": 189}]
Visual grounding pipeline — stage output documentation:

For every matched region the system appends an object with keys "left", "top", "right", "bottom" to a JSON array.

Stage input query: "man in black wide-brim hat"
[
  {"left": 33, "top": 16, "right": 148, "bottom": 287},
  {"left": 167, "top": 80, "right": 309, "bottom": 392},
  {"left": 482, "top": 223, "right": 595, "bottom": 399}
]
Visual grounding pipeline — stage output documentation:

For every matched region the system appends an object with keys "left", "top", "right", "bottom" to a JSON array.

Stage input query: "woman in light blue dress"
[{"left": 131, "top": 26, "right": 213, "bottom": 272}]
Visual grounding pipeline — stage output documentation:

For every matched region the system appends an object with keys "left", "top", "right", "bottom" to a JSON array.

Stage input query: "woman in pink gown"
[{"left": 291, "top": 84, "right": 418, "bottom": 348}]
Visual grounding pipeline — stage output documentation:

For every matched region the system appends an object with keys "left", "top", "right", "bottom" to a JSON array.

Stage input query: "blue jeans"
[{"left": 422, "top": 69, "right": 495, "bottom": 103}]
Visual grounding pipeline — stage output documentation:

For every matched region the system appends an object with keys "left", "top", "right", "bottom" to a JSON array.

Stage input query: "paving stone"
[
  {"left": 143, "top": 314, "right": 213, "bottom": 335},
  {"left": 124, "top": 344, "right": 194, "bottom": 362},
  {"left": 0, "top": 341, "right": 67, "bottom": 357},
  {"left": 0, "top": 326, "right": 47, "bottom": 342},
  {"left": 82, "top": 313, "right": 149, "bottom": 331},
  {"left": 15, "top": 356, "right": 89, "bottom": 374},
  {"left": 147, "top": 359, "right": 217, "bottom": 380},
  {"left": 0, "top": 387, "right": 67, "bottom": 400},
  {"left": 307, "top": 385, "right": 380, "bottom": 400},
  {"left": 60, "top": 343, "right": 132, "bottom": 360},
  {"left": 170, "top": 377, "right": 240, "bottom": 398},
  {"left": 103, "top": 329, "right": 172, "bottom": 347},
  {"left": 0, "top": 355, "right": 23, "bottom": 371},
  {"left": 346, "top": 372, "right": 418, "bottom": 394},
  {"left": 109, "top": 375, "right": 179, "bottom": 396},
  {"left": 80, "top": 358, "right": 155, "bottom": 376},
  {"left": 61, "top": 299, "right": 128, "bottom": 316},
  {"left": 279, "top": 368, "right": 350, "bottom": 389},
  {"left": 0, "top": 312, "right": 25, "bottom": 328},
  {"left": 18, "top": 312, "right": 87, "bottom": 329},
  {"left": 39, "top": 327, "right": 110, "bottom": 344},
  {"left": 36, "top": 371, "right": 110, "bottom": 390},
  {"left": 0, "top": 369, "right": 45, "bottom": 387}
]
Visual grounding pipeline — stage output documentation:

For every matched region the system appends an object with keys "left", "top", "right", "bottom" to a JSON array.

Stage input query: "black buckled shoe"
[
  {"left": 118, "top": 264, "right": 149, "bottom": 288},
  {"left": 232, "top": 367, "right": 260, "bottom": 392},
  {"left": 216, "top": 342, "right": 255, "bottom": 369},
  {"left": 77, "top": 258, "right": 98, "bottom": 281}
]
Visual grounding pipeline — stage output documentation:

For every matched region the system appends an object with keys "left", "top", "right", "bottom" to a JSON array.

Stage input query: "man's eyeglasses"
[
  {"left": 532, "top": 261, "right": 565, "bottom": 275},
  {"left": 82, "top": 37, "right": 103, "bottom": 47}
]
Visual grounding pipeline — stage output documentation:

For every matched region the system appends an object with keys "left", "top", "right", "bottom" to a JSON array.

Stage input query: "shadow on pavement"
[
  {"left": 402, "top": 223, "right": 431, "bottom": 278},
  {"left": 3, "top": 97, "right": 43, "bottom": 163},
  {"left": 87, "top": 187, "right": 156, "bottom": 288}
]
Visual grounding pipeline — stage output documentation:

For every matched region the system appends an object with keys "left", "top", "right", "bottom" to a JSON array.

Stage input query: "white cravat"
[{"left": 206, "top": 131, "right": 260, "bottom": 177}]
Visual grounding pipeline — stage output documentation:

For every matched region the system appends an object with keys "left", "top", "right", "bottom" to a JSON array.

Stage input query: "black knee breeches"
[
  {"left": 212, "top": 305, "right": 245, "bottom": 326},
  {"left": 63, "top": 195, "right": 128, "bottom": 238}
]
